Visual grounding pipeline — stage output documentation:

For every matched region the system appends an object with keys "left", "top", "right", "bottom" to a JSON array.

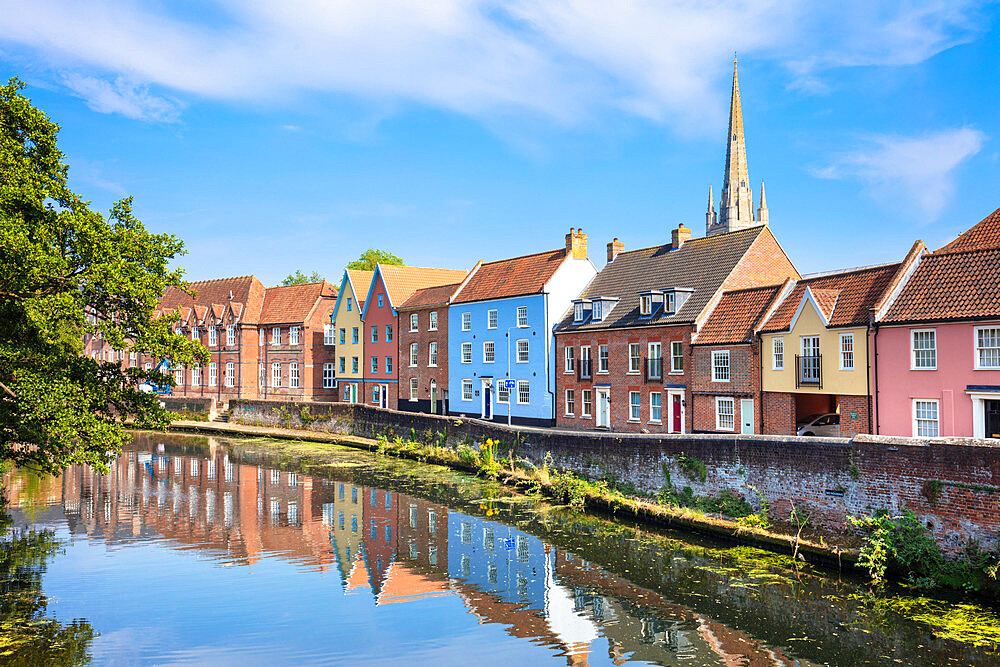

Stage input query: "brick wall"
[
  {"left": 690, "top": 342, "right": 761, "bottom": 433},
  {"left": 837, "top": 394, "right": 871, "bottom": 437},
  {"left": 723, "top": 228, "right": 800, "bottom": 290},
  {"left": 762, "top": 391, "right": 796, "bottom": 435},
  {"left": 396, "top": 305, "right": 449, "bottom": 414}
]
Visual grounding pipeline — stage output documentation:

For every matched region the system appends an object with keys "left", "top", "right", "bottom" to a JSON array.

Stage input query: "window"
[
  {"left": 483, "top": 341, "right": 495, "bottom": 363},
  {"left": 462, "top": 379, "right": 473, "bottom": 401},
  {"left": 290, "top": 362, "right": 299, "bottom": 388},
  {"left": 371, "top": 326, "right": 378, "bottom": 343},
  {"left": 339, "top": 357, "right": 346, "bottom": 373},
  {"left": 175, "top": 368, "right": 184, "bottom": 385},
  {"left": 272, "top": 327, "right": 281, "bottom": 345},
  {"left": 409, "top": 343, "right": 418, "bottom": 367},
  {"left": 497, "top": 381, "right": 509, "bottom": 404},
  {"left": 712, "top": 350, "right": 730, "bottom": 382},
  {"left": 665, "top": 292, "right": 676, "bottom": 314},
  {"left": 975, "top": 327, "right": 1000, "bottom": 369},
  {"left": 565, "top": 389, "right": 575, "bottom": 415},
  {"left": 429, "top": 342, "right": 438, "bottom": 367},
  {"left": 564, "top": 346, "right": 575, "bottom": 373},
  {"left": 191, "top": 327, "right": 198, "bottom": 342},
  {"left": 339, "top": 328, "right": 346, "bottom": 345},
  {"left": 461, "top": 342, "right": 472, "bottom": 363},
  {"left": 574, "top": 303, "right": 584, "bottom": 322},
  {"left": 225, "top": 362, "right": 234, "bottom": 387},
  {"left": 352, "top": 328, "right": 359, "bottom": 344},
  {"left": 670, "top": 341, "right": 684, "bottom": 373},
  {"left": 409, "top": 378, "right": 418, "bottom": 401},
  {"left": 486, "top": 309, "right": 497, "bottom": 329},
  {"left": 209, "top": 326, "right": 218, "bottom": 346},
  {"left": 192, "top": 365, "right": 201, "bottom": 385},
  {"left": 385, "top": 356, "right": 392, "bottom": 374},
  {"left": 462, "top": 312, "right": 471, "bottom": 331},
  {"left": 629, "top": 391, "right": 640, "bottom": 421},
  {"left": 429, "top": 311, "right": 438, "bottom": 330},
  {"left": 912, "top": 330, "right": 937, "bottom": 369},
  {"left": 840, "top": 333, "right": 855, "bottom": 370},
  {"left": 371, "top": 356, "right": 378, "bottom": 373},
  {"left": 516, "top": 306, "right": 528, "bottom": 327},
  {"left": 346, "top": 297, "right": 352, "bottom": 311},
  {"left": 517, "top": 379, "right": 530, "bottom": 404},
  {"left": 272, "top": 362, "right": 281, "bottom": 387},
  {"left": 323, "top": 363, "right": 335, "bottom": 388},
  {"left": 377, "top": 294, "right": 384, "bottom": 308},
  {"left": 227, "top": 325, "right": 236, "bottom": 346},
  {"left": 516, "top": 339, "right": 529, "bottom": 363},
  {"left": 639, "top": 295, "right": 652, "bottom": 316},
  {"left": 386, "top": 325, "right": 392, "bottom": 342},
  {"left": 913, "top": 399, "right": 940, "bottom": 437},
  {"left": 647, "top": 342, "right": 662, "bottom": 379},
  {"left": 773, "top": 337, "right": 784, "bottom": 370},
  {"left": 592, "top": 301, "right": 603, "bottom": 322},
  {"left": 144, "top": 361, "right": 152, "bottom": 371},
  {"left": 324, "top": 324, "right": 335, "bottom": 345},
  {"left": 410, "top": 313, "right": 419, "bottom": 332},
  {"left": 716, "top": 397, "right": 735, "bottom": 431},
  {"left": 650, "top": 392, "right": 662, "bottom": 423},
  {"left": 290, "top": 326, "right": 300, "bottom": 346},
  {"left": 628, "top": 343, "right": 640, "bottom": 373},
  {"left": 598, "top": 345, "right": 609, "bottom": 373},
  {"left": 582, "top": 390, "right": 592, "bottom": 417},
  {"left": 130, "top": 351, "right": 137, "bottom": 367},
  {"left": 207, "top": 362, "right": 217, "bottom": 386},
  {"left": 352, "top": 357, "right": 359, "bottom": 373}
]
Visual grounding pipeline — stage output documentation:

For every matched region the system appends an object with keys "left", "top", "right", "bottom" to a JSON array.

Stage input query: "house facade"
[
  {"left": 331, "top": 270, "right": 374, "bottom": 404},
  {"left": 396, "top": 282, "right": 462, "bottom": 414},
  {"left": 876, "top": 207, "right": 1000, "bottom": 439},
  {"left": 448, "top": 230, "right": 597, "bottom": 426}
]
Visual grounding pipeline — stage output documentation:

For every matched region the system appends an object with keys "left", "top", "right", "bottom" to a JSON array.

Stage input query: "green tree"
[
  {"left": 280, "top": 270, "right": 323, "bottom": 286},
  {"left": 0, "top": 77, "right": 208, "bottom": 474},
  {"left": 346, "top": 248, "right": 404, "bottom": 271}
]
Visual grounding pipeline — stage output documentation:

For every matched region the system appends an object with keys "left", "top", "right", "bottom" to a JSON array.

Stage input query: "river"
[{"left": 1, "top": 431, "right": 998, "bottom": 665}]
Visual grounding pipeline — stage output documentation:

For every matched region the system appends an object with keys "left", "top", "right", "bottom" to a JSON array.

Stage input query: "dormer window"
[
  {"left": 592, "top": 300, "right": 603, "bottom": 322},
  {"left": 640, "top": 295, "right": 652, "bottom": 316},
  {"left": 574, "top": 303, "right": 584, "bottom": 322},
  {"left": 589, "top": 297, "right": 618, "bottom": 323},
  {"left": 665, "top": 292, "right": 675, "bottom": 314}
]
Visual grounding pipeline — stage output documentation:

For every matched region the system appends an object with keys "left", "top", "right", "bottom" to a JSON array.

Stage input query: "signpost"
[{"left": 502, "top": 379, "right": 516, "bottom": 426}]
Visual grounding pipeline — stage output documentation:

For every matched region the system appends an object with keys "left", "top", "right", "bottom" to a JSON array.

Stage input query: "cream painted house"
[{"left": 332, "top": 269, "right": 375, "bottom": 403}]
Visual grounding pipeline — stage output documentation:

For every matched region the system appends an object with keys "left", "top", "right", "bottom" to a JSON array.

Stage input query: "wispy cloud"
[
  {"left": 62, "top": 74, "right": 183, "bottom": 122},
  {"left": 815, "top": 128, "right": 986, "bottom": 220}
]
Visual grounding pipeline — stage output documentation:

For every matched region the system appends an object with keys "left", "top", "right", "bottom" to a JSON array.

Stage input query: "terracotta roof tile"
[
  {"left": 378, "top": 265, "right": 468, "bottom": 308},
  {"left": 452, "top": 249, "right": 567, "bottom": 304},
  {"left": 345, "top": 270, "right": 376, "bottom": 300},
  {"left": 939, "top": 205, "right": 1000, "bottom": 253},
  {"left": 696, "top": 284, "right": 783, "bottom": 345},
  {"left": 761, "top": 264, "right": 899, "bottom": 333},
  {"left": 159, "top": 276, "right": 266, "bottom": 324},
  {"left": 399, "top": 282, "right": 461, "bottom": 310},
  {"left": 882, "top": 247, "right": 1000, "bottom": 323},
  {"left": 260, "top": 281, "right": 338, "bottom": 324}
]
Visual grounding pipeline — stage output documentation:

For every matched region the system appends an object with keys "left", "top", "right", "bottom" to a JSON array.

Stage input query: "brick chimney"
[
  {"left": 607, "top": 238, "right": 624, "bottom": 263},
  {"left": 672, "top": 223, "right": 692, "bottom": 250},
  {"left": 565, "top": 227, "right": 588, "bottom": 259}
]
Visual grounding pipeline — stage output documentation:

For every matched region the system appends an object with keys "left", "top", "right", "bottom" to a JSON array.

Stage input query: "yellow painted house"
[
  {"left": 758, "top": 246, "right": 921, "bottom": 437},
  {"left": 332, "top": 269, "right": 375, "bottom": 403}
]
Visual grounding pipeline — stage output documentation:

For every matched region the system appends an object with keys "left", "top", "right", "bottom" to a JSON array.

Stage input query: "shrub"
[{"left": 676, "top": 453, "right": 707, "bottom": 484}]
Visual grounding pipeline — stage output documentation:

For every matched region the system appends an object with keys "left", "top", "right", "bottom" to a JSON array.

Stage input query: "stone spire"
[
  {"left": 708, "top": 57, "right": 756, "bottom": 236},
  {"left": 706, "top": 186, "right": 717, "bottom": 231},
  {"left": 757, "top": 181, "right": 768, "bottom": 226}
]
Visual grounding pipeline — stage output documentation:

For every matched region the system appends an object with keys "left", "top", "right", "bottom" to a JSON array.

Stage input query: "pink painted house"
[{"left": 875, "top": 206, "right": 1000, "bottom": 439}]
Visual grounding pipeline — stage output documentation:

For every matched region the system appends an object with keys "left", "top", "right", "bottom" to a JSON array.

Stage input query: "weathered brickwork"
[
  {"left": 396, "top": 305, "right": 449, "bottom": 414},
  {"left": 762, "top": 391, "right": 796, "bottom": 435},
  {"left": 837, "top": 393, "right": 871, "bottom": 438},
  {"left": 690, "top": 342, "right": 761, "bottom": 433}
]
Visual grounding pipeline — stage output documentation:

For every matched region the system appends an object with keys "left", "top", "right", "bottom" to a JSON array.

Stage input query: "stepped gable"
[
  {"left": 452, "top": 249, "right": 567, "bottom": 304},
  {"left": 378, "top": 265, "right": 468, "bottom": 308},
  {"left": 696, "top": 283, "right": 783, "bottom": 345},
  {"left": 760, "top": 263, "right": 899, "bottom": 333},
  {"left": 260, "top": 281, "right": 337, "bottom": 324},
  {"left": 882, "top": 246, "right": 1000, "bottom": 323},
  {"left": 555, "top": 226, "right": 766, "bottom": 332},
  {"left": 399, "top": 282, "right": 461, "bottom": 310},
  {"left": 938, "top": 205, "right": 1000, "bottom": 253},
  {"left": 158, "top": 275, "right": 265, "bottom": 324}
]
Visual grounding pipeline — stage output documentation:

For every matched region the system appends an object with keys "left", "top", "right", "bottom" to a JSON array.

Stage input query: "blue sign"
[{"left": 501, "top": 379, "right": 516, "bottom": 390}]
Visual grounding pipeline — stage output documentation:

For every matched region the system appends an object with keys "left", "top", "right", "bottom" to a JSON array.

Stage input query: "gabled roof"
[
  {"left": 555, "top": 226, "right": 769, "bottom": 332},
  {"left": 695, "top": 283, "right": 784, "bottom": 345},
  {"left": 452, "top": 248, "right": 568, "bottom": 304},
  {"left": 760, "top": 263, "right": 899, "bottom": 333},
  {"left": 158, "top": 276, "right": 265, "bottom": 325},
  {"left": 938, "top": 205, "right": 1000, "bottom": 253},
  {"left": 365, "top": 265, "right": 467, "bottom": 315},
  {"left": 333, "top": 269, "right": 375, "bottom": 320},
  {"left": 398, "top": 282, "right": 462, "bottom": 310},
  {"left": 881, "top": 246, "right": 1000, "bottom": 323},
  {"left": 260, "top": 281, "right": 337, "bottom": 324}
]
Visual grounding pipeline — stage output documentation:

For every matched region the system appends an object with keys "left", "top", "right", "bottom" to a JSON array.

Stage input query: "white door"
[
  {"left": 596, "top": 388, "right": 611, "bottom": 428},
  {"left": 740, "top": 398, "right": 754, "bottom": 434}
]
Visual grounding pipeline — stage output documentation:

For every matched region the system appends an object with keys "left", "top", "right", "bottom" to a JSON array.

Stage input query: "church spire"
[
  {"left": 708, "top": 57, "right": 756, "bottom": 236},
  {"left": 706, "top": 186, "right": 717, "bottom": 230},
  {"left": 757, "top": 181, "right": 768, "bottom": 226}
]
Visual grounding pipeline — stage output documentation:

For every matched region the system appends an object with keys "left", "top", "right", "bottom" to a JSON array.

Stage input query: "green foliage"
[
  {"left": 550, "top": 469, "right": 589, "bottom": 507},
  {"left": 736, "top": 485, "right": 772, "bottom": 530},
  {"left": 676, "top": 453, "right": 707, "bottom": 483},
  {"left": 280, "top": 270, "right": 323, "bottom": 286},
  {"left": 921, "top": 479, "right": 942, "bottom": 507},
  {"left": 849, "top": 464, "right": 860, "bottom": 480},
  {"left": 299, "top": 406, "right": 316, "bottom": 426},
  {"left": 0, "top": 78, "right": 208, "bottom": 474},
  {"left": 478, "top": 439, "right": 501, "bottom": 479},
  {"left": 346, "top": 249, "right": 404, "bottom": 271}
]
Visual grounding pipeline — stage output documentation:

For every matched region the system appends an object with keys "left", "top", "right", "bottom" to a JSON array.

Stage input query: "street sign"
[{"left": 501, "top": 379, "right": 516, "bottom": 390}]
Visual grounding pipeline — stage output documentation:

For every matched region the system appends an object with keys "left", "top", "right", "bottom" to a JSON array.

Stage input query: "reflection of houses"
[
  {"left": 323, "top": 481, "right": 364, "bottom": 588},
  {"left": 362, "top": 487, "right": 398, "bottom": 593}
]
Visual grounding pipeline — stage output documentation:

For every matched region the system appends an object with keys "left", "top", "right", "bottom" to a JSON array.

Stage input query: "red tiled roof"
[
  {"left": 761, "top": 264, "right": 899, "bottom": 333},
  {"left": 881, "top": 247, "right": 1000, "bottom": 323},
  {"left": 378, "top": 265, "right": 468, "bottom": 308},
  {"left": 159, "top": 276, "right": 265, "bottom": 324},
  {"left": 938, "top": 205, "right": 1000, "bottom": 253},
  {"left": 345, "top": 270, "right": 376, "bottom": 300},
  {"left": 260, "top": 281, "right": 338, "bottom": 324},
  {"left": 399, "top": 282, "right": 461, "bottom": 310},
  {"left": 696, "top": 284, "right": 783, "bottom": 345},
  {"left": 453, "top": 249, "right": 567, "bottom": 304}
]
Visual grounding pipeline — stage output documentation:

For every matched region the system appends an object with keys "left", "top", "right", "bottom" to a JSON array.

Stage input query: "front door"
[
  {"left": 670, "top": 392, "right": 683, "bottom": 433},
  {"left": 482, "top": 381, "right": 493, "bottom": 420},
  {"left": 350, "top": 383, "right": 358, "bottom": 404},
  {"left": 987, "top": 400, "right": 1000, "bottom": 439},
  {"left": 380, "top": 384, "right": 389, "bottom": 409},
  {"left": 596, "top": 388, "right": 611, "bottom": 428},
  {"left": 740, "top": 398, "right": 754, "bottom": 434},
  {"left": 430, "top": 381, "right": 437, "bottom": 414}
]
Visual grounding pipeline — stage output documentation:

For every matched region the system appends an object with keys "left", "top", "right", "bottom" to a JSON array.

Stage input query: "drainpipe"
[
  {"left": 870, "top": 309, "right": 879, "bottom": 435},
  {"left": 757, "top": 333, "right": 764, "bottom": 434}
]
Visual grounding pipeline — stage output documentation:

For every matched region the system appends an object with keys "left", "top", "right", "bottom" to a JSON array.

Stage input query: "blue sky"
[{"left": 2, "top": 1, "right": 999, "bottom": 285}]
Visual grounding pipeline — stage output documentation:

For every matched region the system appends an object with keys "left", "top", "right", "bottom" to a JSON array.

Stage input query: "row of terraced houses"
[{"left": 84, "top": 62, "right": 1000, "bottom": 440}]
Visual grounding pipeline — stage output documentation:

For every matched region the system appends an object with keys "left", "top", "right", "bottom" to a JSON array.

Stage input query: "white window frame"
[
  {"left": 912, "top": 399, "right": 940, "bottom": 438},
  {"left": 516, "top": 339, "right": 529, "bottom": 363},
  {"left": 592, "top": 300, "right": 603, "bottom": 322},
  {"left": 461, "top": 312, "right": 471, "bottom": 331},
  {"left": 289, "top": 362, "right": 299, "bottom": 388},
  {"left": 711, "top": 350, "right": 730, "bottom": 383},
  {"left": 429, "top": 311, "right": 438, "bottom": 331},
  {"left": 628, "top": 391, "right": 640, "bottom": 422},
  {"left": 271, "top": 327, "right": 281, "bottom": 346},
  {"left": 272, "top": 362, "right": 281, "bottom": 387},
  {"left": 564, "top": 389, "right": 575, "bottom": 416},
  {"left": 324, "top": 323, "right": 335, "bottom": 346},
  {"left": 209, "top": 362, "right": 217, "bottom": 386},
  {"left": 409, "top": 343, "right": 418, "bottom": 367},
  {"left": 647, "top": 342, "right": 662, "bottom": 379},
  {"left": 670, "top": 341, "right": 683, "bottom": 374},
  {"left": 716, "top": 397, "right": 735, "bottom": 431},
  {"left": 429, "top": 342, "right": 438, "bottom": 367},
  {"left": 483, "top": 340, "right": 495, "bottom": 363},
  {"left": 640, "top": 295, "right": 652, "bottom": 317},
  {"left": 290, "top": 326, "right": 300, "bottom": 346},
  {"left": 227, "top": 324, "right": 236, "bottom": 346},
  {"left": 650, "top": 392, "right": 662, "bottom": 424},
  {"left": 598, "top": 345, "right": 609, "bottom": 373},
  {"left": 323, "top": 363, "right": 335, "bottom": 388},
  {"left": 461, "top": 342, "right": 472, "bottom": 364},
  {"left": 209, "top": 326, "right": 218, "bottom": 347},
  {"left": 573, "top": 303, "right": 584, "bottom": 322},
  {"left": 192, "top": 365, "right": 201, "bottom": 385},
  {"left": 839, "top": 332, "right": 855, "bottom": 371},
  {"left": 564, "top": 346, "right": 575, "bottom": 373},
  {"left": 497, "top": 382, "right": 509, "bottom": 404},
  {"left": 772, "top": 337, "right": 784, "bottom": 370},
  {"left": 487, "top": 309, "right": 497, "bottom": 329},
  {"left": 974, "top": 326, "right": 1000, "bottom": 370},
  {"left": 911, "top": 329, "right": 937, "bottom": 370},
  {"left": 516, "top": 305, "right": 528, "bottom": 328},
  {"left": 410, "top": 313, "right": 419, "bottom": 332},
  {"left": 628, "top": 343, "right": 640, "bottom": 374},
  {"left": 191, "top": 327, "right": 198, "bottom": 342},
  {"left": 225, "top": 361, "right": 234, "bottom": 387},
  {"left": 581, "top": 390, "right": 592, "bottom": 417},
  {"left": 462, "top": 379, "right": 474, "bottom": 401},
  {"left": 516, "top": 379, "right": 530, "bottom": 404},
  {"left": 409, "top": 377, "right": 419, "bottom": 401},
  {"left": 175, "top": 368, "right": 184, "bottom": 385}
]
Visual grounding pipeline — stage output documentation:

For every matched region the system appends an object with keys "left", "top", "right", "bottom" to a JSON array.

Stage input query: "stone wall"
[
  {"left": 229, "top": 398, "right": 1000, "bottom": 552},
  {"left": 160, "top": 395, "right": 215, "bottom": 420}
]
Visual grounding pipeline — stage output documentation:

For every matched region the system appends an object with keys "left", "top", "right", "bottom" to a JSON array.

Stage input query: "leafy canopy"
[
  {"left": 346, "top": 248, "right": 403, "bottom": 271},
  {"left": 280, "top": 270, "right": 323, "bottom": 286},
  {"left": 0, "top": 77, "right": 208, "bottom": 474}
]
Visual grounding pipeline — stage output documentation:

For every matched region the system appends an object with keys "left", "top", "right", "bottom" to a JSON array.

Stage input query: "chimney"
[
  {"left": 565, "top": 227, "right": 588, "bottom": 260},
  {"left": 606, "top": 238, "right": 624, "bottom": 263},
  {"left": 672, "top": 223, "right": 692, "bottom": 250}
]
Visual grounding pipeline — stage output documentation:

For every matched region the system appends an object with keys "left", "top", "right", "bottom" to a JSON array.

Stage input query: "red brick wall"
[
  {"left": 762, "top": 391, "right": 796, "bottom": 435},
  {"left": 723, "top": 228, "right": 799, "bottom": 290},
  {"left": 837, "top": 394, "right": 871, "bottom": 437},
  {"left": 690, "top": 342, "right": 761, "bottom": 433},
  {"left": 396, "top": 305, "right": 449, "bottom": 412}
]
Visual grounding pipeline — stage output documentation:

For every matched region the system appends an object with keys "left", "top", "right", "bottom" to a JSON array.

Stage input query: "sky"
[{"left": 2, "top": 1, "right": 999, "bottom": 286}]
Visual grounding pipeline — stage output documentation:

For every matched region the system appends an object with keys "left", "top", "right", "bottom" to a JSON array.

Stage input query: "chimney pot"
[
  {"left": 607, "top": 238, "right": 625, "bottom": 263},
  {"left": 671, "top": 223, "right": 692, "bottom": 250},
  {"left": 566, "top": 228, "right": 588, "bottom": 260}
]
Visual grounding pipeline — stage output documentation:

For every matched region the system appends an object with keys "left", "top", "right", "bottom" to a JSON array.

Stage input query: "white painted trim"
[
  {"left": 875, "top": 241, "right": 927, "bottom": 321},
  {"left": 711, "top": 349, "right": 731, "bottom": 383},
  {"left": 973, "top": 325, "right": 1000, "bottom": 371},
  {"left": 910, "top": 328, "right": 937, "bottom": 371},
  {"left": 839, "top": 332, "right": 855, "bottom": 371},
  {"left": 772, "top": 336, "right": 785, "bottom": 370},
  {"left": 715, "top": 396, "right": 735, "bottom": 431},
  {"left": 911, "top": 398, "right": 940, "bottom": 438},
  {"left": 789, "top": 286, "right": 831, "bottom": 331}
]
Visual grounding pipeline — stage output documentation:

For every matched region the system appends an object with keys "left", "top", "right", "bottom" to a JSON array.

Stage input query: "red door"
[{"left": 671, "top": 394, "right": 682, "bottom": 432}]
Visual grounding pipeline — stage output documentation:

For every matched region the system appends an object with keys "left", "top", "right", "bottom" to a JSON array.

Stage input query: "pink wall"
[
  {"left": 363, "top": 274, "right": 398, "bottom": 402},
  {"left": 875, "top": 322, "right": 1000, "bottom": 437}
]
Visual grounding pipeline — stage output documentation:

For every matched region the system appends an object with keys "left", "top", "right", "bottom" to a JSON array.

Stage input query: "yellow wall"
[
  {"left": 761, "top": 299, "right": 868, "bottom": 396},
  {"left": 333, "top": 277, "right": 366, "bottom": 382}
]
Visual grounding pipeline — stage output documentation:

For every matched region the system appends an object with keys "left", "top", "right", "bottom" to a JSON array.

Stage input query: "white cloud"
[
  {"left": 815, "top": 128, "right": 986, "bottom": 220},
  {"left": 0, "top": 0, "right": 987, "bottom": 128},
  {"left": 63, "top": 74, "right": 183, "bottom": 122}
]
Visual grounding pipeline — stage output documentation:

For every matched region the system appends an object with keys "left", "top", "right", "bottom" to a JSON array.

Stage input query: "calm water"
[{"left": 2, "top": 431, "right": 999, "bottom": 666}]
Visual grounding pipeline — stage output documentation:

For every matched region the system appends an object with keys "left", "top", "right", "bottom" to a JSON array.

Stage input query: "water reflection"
[{"left": 2, "top": 433, "right": 999, "bottom": 666}]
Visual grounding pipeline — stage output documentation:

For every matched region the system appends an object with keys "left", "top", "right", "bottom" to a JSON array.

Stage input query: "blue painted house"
[{"left": 448, "top": 229, "right": 597, "bottom": 425}]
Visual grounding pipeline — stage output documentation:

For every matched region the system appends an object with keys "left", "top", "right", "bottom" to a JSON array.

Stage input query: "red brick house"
[
  {"left": 396, "top": 282, "right": 463, "bottom": 414},
  {"left": 553, "top": 224, "right": 797, "bottom": 433}
]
